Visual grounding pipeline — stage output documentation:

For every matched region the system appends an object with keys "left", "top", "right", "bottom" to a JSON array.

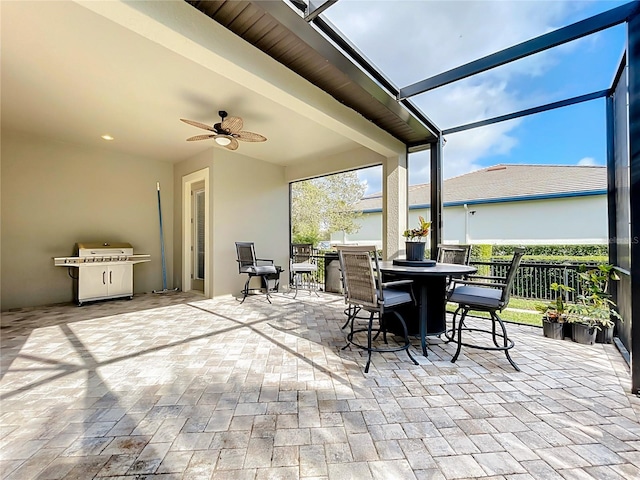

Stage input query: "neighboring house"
[{"left": 332, "top": 164, "right": 608, "bottom": 248}]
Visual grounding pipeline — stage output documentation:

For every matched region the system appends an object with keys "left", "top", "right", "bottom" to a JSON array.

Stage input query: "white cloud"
[
  {"left": 326, "top": 0, "right": 574, "bottom": 86},
  {"left": 577, "top": 156, "right": 598, "bottom": 166},
  {"left": 357, "top": 165, "right": 383, "bottom": 195},
  {"left": 324, "top": 0, "right": 604, "bottom": 179}
]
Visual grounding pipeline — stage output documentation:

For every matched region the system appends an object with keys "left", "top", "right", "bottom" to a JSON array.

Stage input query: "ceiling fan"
[{"left": 180, "top": 111, "right": 267, "bottom": 150}]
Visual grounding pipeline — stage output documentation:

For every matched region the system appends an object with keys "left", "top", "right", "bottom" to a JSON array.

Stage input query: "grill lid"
[
  {"left": 76, "top": 242, "right": 132, "bottom": 250},
  {"left": 76, "top": 242, "right": 134, "bottom": 258}
]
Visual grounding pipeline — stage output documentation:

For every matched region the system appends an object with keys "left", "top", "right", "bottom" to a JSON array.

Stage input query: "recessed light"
[{"left": 101, "top": 134, "right": 114, "bottom": 141}]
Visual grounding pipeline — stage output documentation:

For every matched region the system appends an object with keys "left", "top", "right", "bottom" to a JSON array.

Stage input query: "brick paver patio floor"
[{"left": 1, "top": 291, "right": 639, "bottom": 479}]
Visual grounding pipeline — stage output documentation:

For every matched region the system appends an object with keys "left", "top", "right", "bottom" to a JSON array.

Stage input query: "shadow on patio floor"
[{"left": 1, "top": 291, "right": 639, "bottom": 479}]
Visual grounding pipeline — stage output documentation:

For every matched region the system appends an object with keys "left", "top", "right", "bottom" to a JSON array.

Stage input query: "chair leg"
[
  {"left": 445, "top": 305, "right": 463, "bottom": 343},
  {"left": 240, "top": 277, "right": 251, "bottom": 304},
  {"left": 393, "top": 311, "right": 418, "bottom": 366},
  {"left": 341, "top": 305, "right": 358, "bottom": 351},
  {"left": 342, "top": 305, "right": 356, "bottom": 330},
  {"left": 292, "top": 272, "right": 299, "bottom": 299},
  {"left": 372, "top": 314, "right": 385, "bottom": 342},
  {"left": 365, "top": 312, "right": 375, "bottom": 373},
  {"left": 492, "top": 312, "right": 520, "bottom": 372},
  {"left": 263, "top": 275, "right": 272, "bottom": 304},
  {"left": 451, "top": 307, "right": 469, "bottom": 363}
]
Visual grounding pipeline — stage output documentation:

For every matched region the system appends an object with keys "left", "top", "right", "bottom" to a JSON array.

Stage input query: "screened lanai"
[{"left": 188, "top": 0, "right": 639, "bottom": 392}]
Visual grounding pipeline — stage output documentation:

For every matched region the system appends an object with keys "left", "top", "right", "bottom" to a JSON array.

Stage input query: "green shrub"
[
  {"left": 490, "top": 244, "right": 608, "bottom": 257},
  {"left": 471, "top": 244, "right": 492, "bottom": 276}
]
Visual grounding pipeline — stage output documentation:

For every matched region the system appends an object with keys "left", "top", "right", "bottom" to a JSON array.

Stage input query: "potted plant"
[
  {"left": 536, "top": 282, "right": 574, "bottom": 340},
  {"left": 567, "top": 264, "right": 622, "bottom": 345},
  {"left": 403, "top": 216, "right": 431, "bottom": 261}
]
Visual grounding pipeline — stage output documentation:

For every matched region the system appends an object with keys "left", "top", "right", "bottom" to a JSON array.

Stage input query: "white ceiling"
[{"left": 1, "top": 1, "right": 392, "bottom": 166}]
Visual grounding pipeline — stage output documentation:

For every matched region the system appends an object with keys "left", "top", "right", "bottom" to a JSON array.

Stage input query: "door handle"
[
  {"left": 103, "top": 271, "right": 106, "bottom": 285},
  {"left": 109, "top": 271, "right": 112, "bottom": 284}
]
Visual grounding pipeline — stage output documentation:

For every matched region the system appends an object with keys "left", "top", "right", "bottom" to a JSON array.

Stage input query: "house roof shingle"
[{"left": 356, "top": 164, "right": 607, "bottom": 211}]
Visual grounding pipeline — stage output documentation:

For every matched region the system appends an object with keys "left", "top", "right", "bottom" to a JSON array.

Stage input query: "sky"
[{"left": 318, "top": 0, "right": 628, "bottom": 195}]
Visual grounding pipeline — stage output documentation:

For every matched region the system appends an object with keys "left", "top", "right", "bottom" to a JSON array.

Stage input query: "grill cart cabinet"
[
  {"left": 54, "top": 242, "right": 150, "bottom": 306},
  {"left": 78, "top": 264, "right": 133, "bottom": 302}
]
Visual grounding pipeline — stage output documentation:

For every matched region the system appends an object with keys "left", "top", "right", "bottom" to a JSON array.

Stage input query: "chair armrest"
[
  {"left": 468, "top": 274, "right": 506, "bottom": 281},
  {"left": 379, "top": 279, "right": 415, "bottom": 305},
  {"left": 452, "top": 279, "right": 507, "bottom": 288},
  {"left": 381, "top": 280, "right": 413, "bottom": 288},
  {"left": 256, "top": 258, "right": 274, "bottom": 265}
]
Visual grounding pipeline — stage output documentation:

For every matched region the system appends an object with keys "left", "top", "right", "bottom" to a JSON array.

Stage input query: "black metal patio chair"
[
  {"left": 437, "top": 244, "right": 472, "bottom": 265},
  {"left": 447, "top": 247, "right": 525, "bottom": 371},
  {"left": 338, "top": 245, "right": 418, "bottom": 373},
  {"left": 235, "top": 242, "right": 278, "bottom": 304}
]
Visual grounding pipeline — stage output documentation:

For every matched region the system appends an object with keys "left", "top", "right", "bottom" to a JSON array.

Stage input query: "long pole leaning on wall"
[{"left": 153, "top": 182, "right": 179, "bottom": 294}]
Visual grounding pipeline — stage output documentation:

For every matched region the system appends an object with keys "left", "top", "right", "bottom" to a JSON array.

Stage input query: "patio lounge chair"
[
  {"left": 235, "top": 242, "right": 278, "bottom": 304},
  {"left": 447, "top": 247, "right": 525, "bottom": 371},
  {"left": 338, "top": 245, "right": 418, "bottom": 373}
]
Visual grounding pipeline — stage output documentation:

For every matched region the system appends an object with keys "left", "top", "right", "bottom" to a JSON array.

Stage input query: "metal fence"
[
  {"left": 469, "top": 260, "right": 600, "bottom": 301},
  {"left": 303, "top": 248, "right": 599, "bottom": 301}
]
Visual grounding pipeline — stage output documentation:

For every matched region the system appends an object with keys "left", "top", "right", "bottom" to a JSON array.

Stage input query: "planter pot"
[
  {"left": 405, "top": 242, "right": 426, "bottom": 261},
  {"left": 596, "top": 325, "right": 614, "bottom": 344},
  {"left": 572, "top": 323, "right": 597, "bottom": 345},
  {"left": 543, "top": 320, "right": 564, "bottom": 340}
]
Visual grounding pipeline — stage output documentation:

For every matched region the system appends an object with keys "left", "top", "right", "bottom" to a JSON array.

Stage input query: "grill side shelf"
[{"left": 53, "top": 254, "right": 151, "bottom": 267}]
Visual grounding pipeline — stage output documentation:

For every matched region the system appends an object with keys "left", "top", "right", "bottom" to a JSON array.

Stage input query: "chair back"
[
  {"left": 336, "top": 245, "right": 380, "bottom": 310},
  {"left": 235, "top": 242, "right": 257, "bottom": 273},
  {"left": 291, "top": 243, "right": 313, "bottom": 263},
  {"left": 500, "top": 247, "right": 526, "bottom": 306},
  {"left": 437, "top": 244, "right": 471, "bottom": 265}
]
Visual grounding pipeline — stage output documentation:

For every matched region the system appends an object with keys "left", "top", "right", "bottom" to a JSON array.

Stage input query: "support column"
[
  {"left": 430, "top": 138, "right": 443, "bottom": 260},
  {"left": 627, "top": 12, "right": 640, "bottom": 393},
  {"left": 382, "top": 152, "right": 408, "bottom": 260}
]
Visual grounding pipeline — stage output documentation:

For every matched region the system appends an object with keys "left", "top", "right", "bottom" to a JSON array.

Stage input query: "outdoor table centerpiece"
[{"left": 403, "top": 216, "right": 431, "bottom": 261}]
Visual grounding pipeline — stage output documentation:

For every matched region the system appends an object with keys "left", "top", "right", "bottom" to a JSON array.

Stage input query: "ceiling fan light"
[{"left": 214, "top": 135, "right": 232, "bottom": 146}]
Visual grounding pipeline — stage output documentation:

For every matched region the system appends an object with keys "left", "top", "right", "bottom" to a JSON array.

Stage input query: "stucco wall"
[
  {"left": 331, "top": 214, "right": 383, "bottom": 248},
  {"left": 173, "top": 147, "right": 289, "bottom": 299},
  {"left": 337, "top": 195, "right": 608, "bottom": 247},
  {"left": 211, "top": 150, "right": 289, "bottom": 298},
  {"left": 1, "top": 131, "right": 174, "bottom": 310}
]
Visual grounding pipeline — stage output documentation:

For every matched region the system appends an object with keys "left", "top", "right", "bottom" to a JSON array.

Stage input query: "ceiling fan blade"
[
  {"left": 186, "top": 134, "right": 215, "bottom": 141},
  {"left": 221, "top": 116, "right": 243, "bottom": 133},
  {"left": 235, "top": 131, "right": 267, "bottom": 142},
  {"left": 180, "top": 118, "right": 215, "bottom": 132},
  {"left": 225, "top": 137, "right": 239, "bottom": 150}
]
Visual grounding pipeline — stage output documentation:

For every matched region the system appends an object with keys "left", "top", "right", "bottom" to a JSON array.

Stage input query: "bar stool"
[
  {"left": 338, "top": 245, "right": 418, "bottom": 373},
  {"left": 290, "top": 243, "right": 319, "bottom": 298}
]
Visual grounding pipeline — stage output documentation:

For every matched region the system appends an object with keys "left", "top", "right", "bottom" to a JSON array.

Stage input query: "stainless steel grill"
[{"left": 54, "top": 242, "right": 150, "bottom": 306}]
